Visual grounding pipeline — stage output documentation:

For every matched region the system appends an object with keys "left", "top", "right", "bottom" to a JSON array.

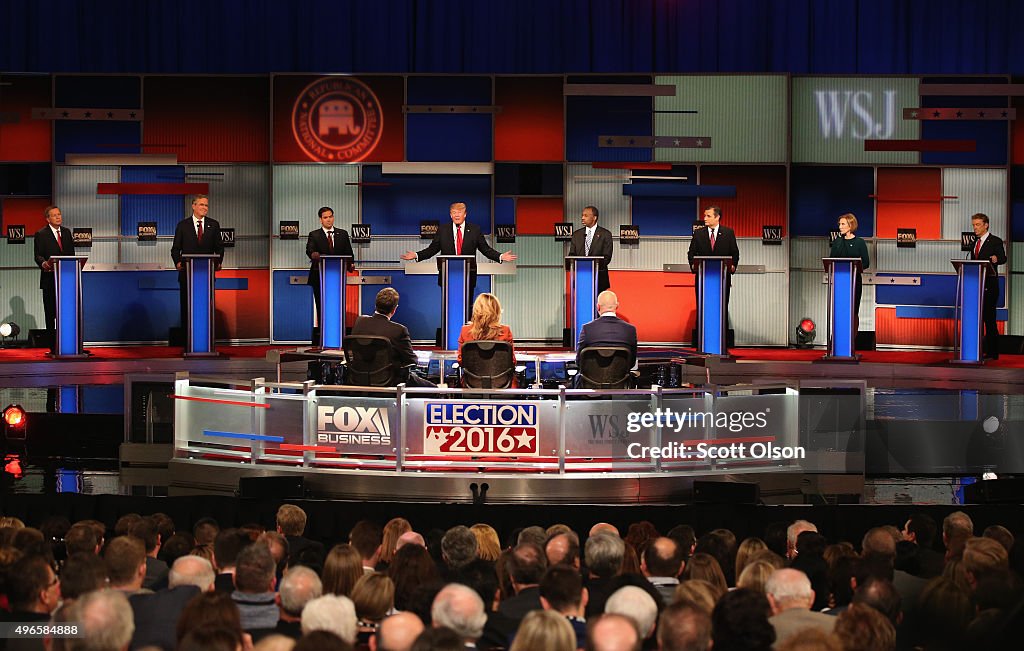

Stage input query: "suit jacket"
[
  {"left": 687, "top": 224, "right": 740, "bottom": 285},
  {"left": 498, "top": 586, "right": 542, "bottom": 621},
  {"left": 577, "top": 314, "right": 638, "bottom": 369},
  {"left": 416, "top": 221, "right": 502, "bottom": 289},
  {"left": 285, "top": 534, "right": 325, "bottom": 570},
  {"left": 306, "top": 228, "right": 355, "bottom": 285},
  {"left": 769, "top": 608, "right": 836, "bottom": 647},
  {"left": 970, "top": 232, "right": 1007, "bottom": 291},
  {"left": 568, "top": 225, "right": 614, "bottom": 292},
  {"left": 457, "top": 324, "right": 515, "bottom": 365},
  {"left": 129, "top": 585, "right": 201, "bottom": 651},
  {"left": 350, "top": 313, "right": 419, "bottom": 374},
  {"left": 171, "top": 216, "right": 225, "bottom": 282},
  {"left": 34, "top": 225, "right": 75, "bottom": 288}
]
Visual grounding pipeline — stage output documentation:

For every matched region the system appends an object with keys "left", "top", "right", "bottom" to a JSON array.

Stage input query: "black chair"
[
  {"left": 460, "top": 340, "right": 515, "bottom": 389},
  {"left": 343, "top": 335, "right": 396, "bottom": 386},
  {"left": 576, "top": 346, "right": 633, "bottom": 389}
]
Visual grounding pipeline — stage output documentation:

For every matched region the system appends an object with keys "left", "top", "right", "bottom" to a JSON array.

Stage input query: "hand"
[
  {"left": 310, "top": 251, "right": 320, "bottom": 261},
  {"left": 176, "top": 262, "right": 182, "bottom": 271},
  {"left": 215, "top": 263, "right": 222, "bottom": 272},
  {"left": 729, "top": 264, "right": 736, "bottom": 274},
  {"left": 42, "top": 260, "right": 52, "bottom": 272},
  {"left": 347, "top": 263, "right": 356, "bottom": 273},
  {"left": 991, "top": 255, "right": 999, "bottom": 264},
  {"left": 400, "top": 251, "right": 417, "bottom": 261},
  {"left": 500, "top": 251, "right": 517, "bottom": 262}
]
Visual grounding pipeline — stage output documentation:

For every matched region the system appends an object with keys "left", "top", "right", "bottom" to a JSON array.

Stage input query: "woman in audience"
[
  {"left": 379, "top": 517, "right": 412, "bottom": 569},
  {"left": 457, "top": 293, "right": 515, "bottom": 365},
  {"left": 736, "top": 560, "right": 775, "bottom": 594},
  {"left": 509, "top": 610, "right": 576, "bottom": 651},
  {"left": 470, "top": 524, "right": 502, "bottom": 563},
  {"left": 322, "top": 544, "right": 363, "bottom": 597},
  {"left": 681, "top": 552, "right": 729, "bottom": 595},
  {"left": 351, "top": 572, "right": 395, "bottom": 646},
  {"left": 711, "top": 588, "right": 775, "bottom": 651},
  {"left": 734, "top": 537, "right": 768, "bottom": 582},
  {"left": 388, "top": 544, "right": 441, "bottom": 612},
  {"left": 672, "top": 579, "right": 722, "bottom": 614}
]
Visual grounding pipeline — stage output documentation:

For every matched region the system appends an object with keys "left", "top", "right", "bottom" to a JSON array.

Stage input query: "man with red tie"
[
  {"left": 687, "top": 205, "right": 741, "bottom": 347},
  {"left": 400, "top": 202, "right": 517, "bottom": 295},
  {"left": 34, "top": 205, "right": 75, "bottom": 348},
  {"left": 306, "top": 206, "right": 355, "bottom": 343},
  {"left": 970, "top": 213, "right": 1007, "bottom": 360},
  {"left": 171, "top": 195, "right": 224, "bottom": 346}
]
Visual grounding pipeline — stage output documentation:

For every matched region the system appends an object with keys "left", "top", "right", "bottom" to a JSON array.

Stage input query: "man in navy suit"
[
  {"left": 401, "top": 202, "right": 517, "bottom": 293},
  {"left": 568, "top": 205, "right": 614, "bottom": 293},
  {"left": 576, "top": 290, "right": 638, "bottom": 373},
  {"left": 33, "top": 205, "right": 76, "bottom": 346},
  {"left": 687, "top": 205, "right": 740, "bottom": 346},
  {"left": 970, "top": 213, "right": 1007, "bottom": 360},
  {"left": 306, "top": 206, "right": 355, "bottom": 343},
  {"left": 350, "top": 287, "right": 436, "bottom": 387},
  {"left": 171, "top": 195, "right": 224, "bottom": 346}
]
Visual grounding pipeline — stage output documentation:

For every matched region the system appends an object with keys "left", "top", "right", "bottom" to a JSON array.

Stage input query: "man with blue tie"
[
  {"left": 568, "top": 206, "right": 613, "bottom": 293},
  {"left": 171, "top": 195, "right": 224, "bottom": 347},
  {"left": 34, "top": 205, "right": 75, "bottom": 350}
]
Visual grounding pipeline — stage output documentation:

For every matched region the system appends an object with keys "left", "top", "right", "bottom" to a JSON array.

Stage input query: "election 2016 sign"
[{"left": 423, "top": 401, "right": 539, "bottom": 456}]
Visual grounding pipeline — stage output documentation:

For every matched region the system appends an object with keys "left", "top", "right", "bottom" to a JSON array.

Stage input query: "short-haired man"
[
  {"left": 276, "top": 504, "right": 324, "bottom": 570},
  {"left": 969, "top": 212, "right": 1007, "bottom": 359},
  {"left": 33, "top": 205, "right": 76, "bottom": 350},
  {"left": 349, "top": 288, "right": 435, "bottom": 387},
  {"left": 569, "top": 205, "right": 613, "bottom": 293},
  {"left": 576, "top": 290, "right": 639, "bottom": 383},
  {"left": 499, "top": 542, "right": 547, "bottom": 620},
  {"left": 539, "top": 565, "right": 589, "bottom": 647},
  {"left": 170, "top": 195, "right": 224, "bottom": 348},
  {"left": 274, "top": 565, "right": 323, "bottom": 639},
  {"left": 901, "top": 513, "right": 942, "bottom": 578},
  {"left": 372, "top": 611, "right": 425, "bottom": 651},
  {"left": 431, "top": 583, "right": 487, "bottom": 647},
  {"left": 586, "top": 613, "right": 641, "bottom": 651},
  {"left": 605, "top": 586, "right": 659, "bottom": 642},
  {"left": 766, "top": 568, "right": 835, "bottom": 645},
  {"left": 232, "top": 543, "right": 279, "bottom": 633},
  {"left": 641, "top": 537, "right": 683, "bottom": 605},
  {"left": 306, "top": 205, "right": 355, "bottom": 344},
  {"left": 657, "top": 600, "right": 711, "bottom": 651},
  {"left": 5, "top": 555, "right": 61, "bottom": 621},
  {"left": 67, "top": 589, "right": 135, "bottom": 651},
  {"left": 687, "top": 205, "right": 740, "bottom": 347},
  {"left": 105, "top": 536, "right": 148, "bottom": 594},
  {"left": 441, "top": 525, "right": 479, "bottom": 573},
  {"left": 584, "top": 532, "right": 626, "bottom": 618}
]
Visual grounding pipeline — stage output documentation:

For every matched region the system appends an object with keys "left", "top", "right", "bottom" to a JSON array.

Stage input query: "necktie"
[
  {"left": 585, "top": 228, "right": 594, "bottom": 255},
  {"left": 55, "top": 229, "right": 62, "bottom": 251},
  {"left": 710, "top": 228, "right": 717, "bottom": 249},
  {"left": 456, "top": 226, "right": 463, "bottom": 255},
  {"left": 196, "top": 220, "right": 204, "bottom": 241},
  {"left": 327, "top": 230, "right": 334, "bottom": 252},
  {"left": 974, "top": 237, "right": 982, "bottom": 258}
]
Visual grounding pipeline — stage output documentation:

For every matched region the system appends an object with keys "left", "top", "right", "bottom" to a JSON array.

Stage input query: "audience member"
[
  {"left": 509, "top": 610, "right": 575, "bottom": 651},
  {"left": 350, "top": 521, "right": 384, "bottom": 573},
  {"left": 323, "top": 544, "right": 364, "bottom": 597},
  {"left": 657, "top": 600, "right": 712, "bottom": 651},
  {"left": 498, "top": 542, "right": 546, "bottom": 620},
  {"left": 301, "top": 594, "right": 358, "bottom": 645},
  {"left": 372, "top": 612, "right": 424, "bottom": 651},
  {"left": 711, "top": 588, "right": 774, "bottom": 651},
  {"left": 765, "top": 568, "right": 835, "bottom": 645},
  {"left": 431, "top": 583, "right": 486, "bottom": 647},
  {"left": 585, "top": 613, "right": 641, "bottom": 651}
]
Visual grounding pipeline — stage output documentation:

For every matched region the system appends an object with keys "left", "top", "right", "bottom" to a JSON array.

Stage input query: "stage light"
[
  {"left": 795, "top": 318, "right": 816, "bottom": 348},
  {"left": 3, "top": 405, "right": 27, "bottom": 440},
  {"left": 0, "top": 322, "right": 18, "bottom": 338}
]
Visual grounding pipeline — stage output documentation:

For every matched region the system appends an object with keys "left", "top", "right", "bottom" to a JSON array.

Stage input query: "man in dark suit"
[
  {"left": 577, "top": 290, "right": 638, "bottom": 373},
  {"left": 170, "top": 195, "right": 224, "bottom": 346},
  {"left": 400, "top": 202, "right": 516, "bottom": 294},
  {"left": 568, "top": 205, "right": 613, "bottom": 293},
  {"left": 687, "top": 205, "right": 741, "bottom": 346},
  {"left": 33, "top": 205, "right": 76, "bottom": 348},
  {"left": 350, "top": 287, "right": 435, "bottom": 387},
  {"left": 306, "top": 206, "right": 355, "bottom": 343},
  {"left": 970, "top": 212, "right": 1007, "bottom": 360}
]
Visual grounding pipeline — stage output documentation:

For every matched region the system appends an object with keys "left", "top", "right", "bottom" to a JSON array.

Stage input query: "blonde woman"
[
  {"left": 470, "top": 524, "right": 502, "bottom": 563},
  {"left": 509, "top": 610, "right": 576, "bottom": 651},
  {"left": 379, "top": 518, "right": 412, "bottom": 567},
  {"left": 457, "top": 293, "right": 515, "bottom": 365}
]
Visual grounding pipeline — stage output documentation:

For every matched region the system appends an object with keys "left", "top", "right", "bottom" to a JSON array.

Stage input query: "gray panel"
[
  {"left": 0, "top": 269, "right": 44, "bottom": 341},
  {"left": 363, "top": 237, "right": 437, "bottom": 268},
  {"left": 77, "top": 240, "right": 118, "bottom": 266},
  {"left": 223, "top": 238, "right": 269, "bottom": 269},
  {"left": 188, "top": 165, "right": 270, "bottom": 236},
  {"left": 790, "top": 238, "right": 832, "bottom": 270},
  {"left": 272, "top": 165, "right": 360, "bottom": 269},
  {"left": 1013, "top": 242, "right": 1024, "bottom": 273},
  {"left": 494, "top": 267, "right": 564, "bottom": 341},
  {"left": 565, "top": 164, "right": 631, "bottom": 232},
  {"left": 876, "top": 240, "right": 964, "bottom": 273},
  {"left": 941, "top": 168, "right": 1007, "bottom": 241},
  {"left": 509, "top": 235, "right": 564, "bottom": 267},
  {"left": 789, "top": 270, "right": 828, "bottom": 346},
  {"left": 611, "top": 238, "right": 687, "bottom": 271},
  {"left": 3, "top": 240, "right": 37, "bottom": 268},
  {"left": 1011, "top": 279, "right": 1024, "bottom": 337},
  {"left": 731, "top": 272, "right": 788, "bottom": 345},
  {"left": 121, "top": 240, "right": 173, "bottom": 266},
  {"left": 53, "top": 166, "right": 120, "bottom": 236},
  {"left": 737, "top": 239, "right": 789, "bottom": 271}
]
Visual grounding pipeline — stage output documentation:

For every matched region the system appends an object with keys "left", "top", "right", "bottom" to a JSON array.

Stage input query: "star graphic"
[
  {"left": 514, "top": 429, "right": 534, "bottom": 450},
  {"left": 673, "top": 139, "right": 680, "bottom": 146},
  {"left": 84, "top": 111, "right": 92, "bottom": 118},
  {"left": 910, "top": 110, "right": 918, "bottom": 118},
  {"left": 933, "top": 111, "right": 941, "bottom": 118},
  {"left": 696, "top": 139, "right": 704, "bottom": 147},
  {"left": 1002, "top": 111, "right": 1009, "bottom": 118},
  {"left": 978, "top": 111, "right": 986, "bottom": 117},
  {"left": 956, "top": 111, "right": 963, "bottom": 118},
  {"left": 628, "top": 138, "right": 635, "bottom": 145},
  {"left": 107, "top": 112, "right": 114, "bottom": 118},
  {"left": 129, "top": 112, "right": 136, "bottom": 118},
  {"left": 606, "top": 138, "right": 614, "bottom": 145},
  {"left": 61, "top": 111, "right": 69, "bottom": 118}
]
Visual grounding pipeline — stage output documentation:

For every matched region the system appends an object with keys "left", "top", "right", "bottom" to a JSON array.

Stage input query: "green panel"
[
  {"left": 655, "top": 75, "right": 786, "bottom": 163},
  {"left": 0, "top": 268, "right": 44, "bottom": 342},
  {"left": 495, "top": 267, "right": 564, "bottom": 341},
  {"left": 792, "top": 77, "right": 919, "bottom": 164}
]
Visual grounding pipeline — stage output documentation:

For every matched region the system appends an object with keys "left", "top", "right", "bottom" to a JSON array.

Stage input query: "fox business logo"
[
  {"left": 292, "top": 76, "right": 383, "bottom": 162},
  {"left": 619, "top": 225, "right": 640, "bottom": 244},
  {"left": 137, "top": 222, "right": 157, "bottom": 241},
  {"left": 316, "top": 406, "right": 391, "bottom": 446},
  {"left": 73, "top": 228, "right": 93, "bottom": 247},
  {"left": 897, "top": 228, "right": 917, "bottom": 248},
  {"left": 420, "top": 220, "right": 439, "bottom": 239},
  {"left": 424, "top": 402, "right": 539, "bottom": 456}
]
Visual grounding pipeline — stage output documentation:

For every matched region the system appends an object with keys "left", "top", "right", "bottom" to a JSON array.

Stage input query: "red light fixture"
[{"left": 3, "top": 404, "right": 27, "bottom": 436}]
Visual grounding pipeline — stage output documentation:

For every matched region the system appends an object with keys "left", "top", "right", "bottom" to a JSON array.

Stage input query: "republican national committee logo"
[{"left": 292, "top": 77, "right": 383, "bottom": 162}]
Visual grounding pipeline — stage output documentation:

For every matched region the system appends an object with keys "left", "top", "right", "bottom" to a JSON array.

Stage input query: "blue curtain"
[{"left": 2, "top": 0, "right": 1023, "bottom": 74}]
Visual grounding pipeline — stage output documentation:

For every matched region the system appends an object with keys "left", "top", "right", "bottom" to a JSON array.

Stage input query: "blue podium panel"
[
  {"left": 441, "top": 256, "right": 472, "bottom": 351},
  {"left": 567, "top": 256, "right": 600, "bottom": 348},
  {"left": 53, "top": 256, "right": 88, "bottom": 358},
  {"left": 952, "top": 259, "right": 988, "bottom": 365},
  {"left": 318, "top": 256, "right": 351, "bottom": 350},
  {"left": 695, "top": 256, "right": 730, "bottom": 356},
  {"left": 184, "top": 254, "right": 218, "bottom": 357},
  {"left": 824, "top": 258, "right": 861, "bottom": 361}
]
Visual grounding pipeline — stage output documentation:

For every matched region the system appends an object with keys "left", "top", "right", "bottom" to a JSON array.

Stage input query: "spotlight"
[
  {"left": 795, "top": 318, "right": 816, "bottom": 348},
  {"left": 2, "top": 404, "right": 27, "bottom": 440},
  {"left": 0, "top": 322, "right": 19, "bottom": 348}
]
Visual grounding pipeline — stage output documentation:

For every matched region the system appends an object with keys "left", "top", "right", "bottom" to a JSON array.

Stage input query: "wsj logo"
[
  {"left": 220, "top": 228, "right": 235, "bottom": 247},
  {"left": 316, "top": 406, "right": 391, "bottom": 446},
  {"left": 554, "top": 222, "right": 573, "bottom": 241},
  {"left": 762, "top": 225, "right": 782, "bottom": 242},
  {"left": 351, "top": 224, "right": 371, "bottom": 243},
  {"left": 588, "top": 415, "right": 630, "bottom": 443},
  {"left": 815, "top": 90, "right": 896, "bottom": 139},
  {"left": 961, "top": 232, "right": 978, "bottom": 252},
  {"left": 6, "top": 225, "right": 25, "bottom": 244}
]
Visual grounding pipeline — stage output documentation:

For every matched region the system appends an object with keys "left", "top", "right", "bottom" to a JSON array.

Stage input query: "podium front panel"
[
  {"left": 952, "top": 259, "right": 987, "bottom": 364},
  {"left": 441, "top": 257, "right": 471, "bottom": 351},
  {"left": 829, "top": 262, "right": 856, "bottom": 359},
  {"left": 319, "top": 256, "right": 351, "bottom": 349},
  {"left": 695, "top": 257, "right": 728, "bottom": 356},
  {"left": 183, "top": 254, "right": 218, "bottom": 357},
  {"left": 567, "top": 257, "right": 599, "bottom": 348},
  {"left": 54, "top": 257, "right": 85, "bottom": 357}
]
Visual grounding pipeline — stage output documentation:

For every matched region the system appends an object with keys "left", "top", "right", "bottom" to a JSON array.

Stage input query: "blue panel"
[
  {"left": 698, "top": 259, "right": 725, "bottom": 355},
  {"left": 895, "top": 306, "right": 1008, "bottom": 320},
  {"left": 56, "top": 260, "right": 80, "bottom": 355},
  {"left": 572, "top": 259, "right": 598, "bottom": 346},
  {"left": 830, "top": 261, "right": 855, "bottom": 358},
  {"left": 920, "top": 120, "right": 1007, "bottom": 166},
  {"left": 215, "top": 278, "right": 247, "bottom": 290},
  {"left": 791, "top": 167, "right": 875, "bottom": 237},
  {"left": 189, "top": 260, "right": 212, "bottom": 353},
  {"left": 272, "top": 270, "right": 314, "bottom": 342},
  {"left": 495, "top": 197, "right": 514, "bottom": 224},
  {"left": 361, "top": 165, "right": 492, "bottom": 235},
  {"left": 57, "top": 470, "right": 80, "bottom": 494},
  {"left": 55, "top": 75, "right": 141, "bottom": 108},
  {"left": 54, "top": 121, "right": 141, "bottom": 163},
  {"left": 443, "top": 259, "right": 470, "bottom": 350},
  {"left": 622, "top": 183, "right": 735, "bottom": 198},
  {"left": 407, "top": 76, "right": 491, "bottom": 105},
  {"left": 59, "top": 386, "right": 79, "bottom": 414},
  {"left": 407, "top": 114, "right": 492, "bottom": 161},
  {"left": 120, "top": 166, "right": 186, "bottom": 236},
  {"left": 566, "top": 76, "right": 653, "bottom": 162},
  {"left": 876, "top": 274, "right": 1005, "bottom": 307},
  {"left": 958, "top": 264, "right": 984, "bottom": 362},
  {"left": 83, "top": 271, "right": 180, "bottom": 343},
  {"left": 321, "top": 257, "right": 346, "bottom": 349},
  {"left": 631, "top": 197, "right": 697, "bottom": 236},
  {"left": 81, "top": 385, "right": 125, "bottom": 415},
  {"left": 137, "top": 276, "right": 246, "bottom": 290}
]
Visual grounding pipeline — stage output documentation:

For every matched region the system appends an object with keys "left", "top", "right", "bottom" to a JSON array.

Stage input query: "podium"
[
  {"left": 693, "top": 256, "right": 732, "bottom": 356},
  {"left": 823, "top": 257, "right": 862, "bottom": 361},
  {"left": 951, "top": 259, "right": 990, "bottom": 365},
  {"left": 565, "top": 256, "right": 602, "bottom": 348},
  {"left": 182, "top": 253, "right": 219, "bottom": 358},
  {"left": 51, "top": 256, "right": 88, "bottom": 358},
  {"left": 317, "top": 255, "right": 353, "bottom": 350},
  {"left": 437, "top": 255, "right": 474, "bottom": 350}
]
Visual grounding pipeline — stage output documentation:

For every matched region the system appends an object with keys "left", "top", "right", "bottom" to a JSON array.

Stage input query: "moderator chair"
[
  {"left": 460, "top": 340, "right": 515, "bottom": 389},
  {"left": 343, "top": 335, "right": 397, "bottom": 386},
  {"left": 576, "top": 346, "right": 634, "bottom": 389}
]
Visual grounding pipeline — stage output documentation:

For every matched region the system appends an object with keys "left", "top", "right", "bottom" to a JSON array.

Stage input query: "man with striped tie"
[
  {"left": 687, "top": 205, "right": 740, "bottom": 348},
  {"left": 34, "top": 205, "right": 75, "bottom": 350},
  {"left": 307, "top": 206, "right": 355, "bottom": 343},
  {"left": 569, "top": 205, "right": 614, "bottom": 293},
  {"left": 171, "top": 195, "right": 224, "bottom": 347}
]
